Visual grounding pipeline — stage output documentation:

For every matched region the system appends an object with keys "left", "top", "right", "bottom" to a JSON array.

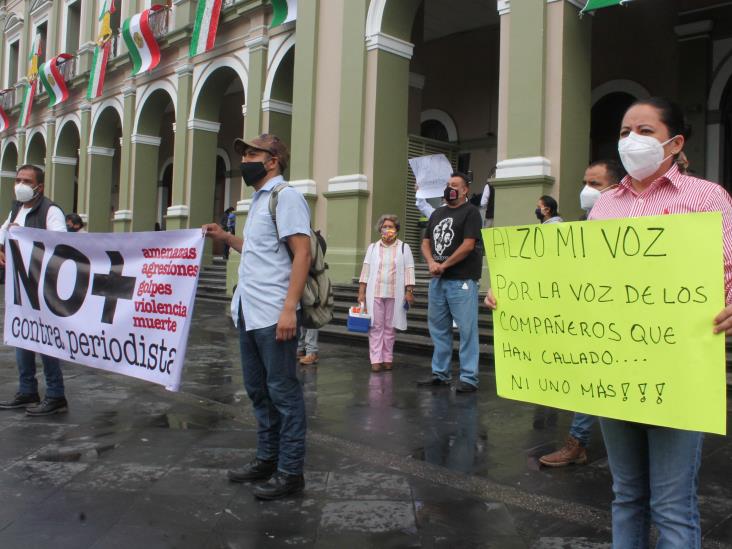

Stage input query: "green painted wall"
[
  {"left": 187, "top": 129, "right": 218, "bottom": 263},
  {"left": 78, "top": 106, "right": 91, "bottom": 220},
  {"left": 267, "top": 112, "right": 292, "bottom": 154},
  {"left": 370, "top": 51, "right": 409, "bottom": 242},
  {"left": 245, "top": 45, "right": 267, "bottom": 139}
]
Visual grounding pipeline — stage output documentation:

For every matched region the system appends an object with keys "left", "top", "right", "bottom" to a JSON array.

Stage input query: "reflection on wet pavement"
[{"left": 0, "top": 300, "right": 729, "bottom": 548}]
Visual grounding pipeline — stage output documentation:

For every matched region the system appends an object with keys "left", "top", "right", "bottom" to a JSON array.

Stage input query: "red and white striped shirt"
[{"left": 589, "top": 163, "right": 732, "bottom": 305}]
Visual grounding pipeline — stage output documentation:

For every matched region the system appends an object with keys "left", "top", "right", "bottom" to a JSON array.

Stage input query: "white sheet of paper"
[{"left": 409, "top": 154, "right": 453, "bottom": 199}]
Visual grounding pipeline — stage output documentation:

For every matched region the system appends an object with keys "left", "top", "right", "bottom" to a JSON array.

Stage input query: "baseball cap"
[{"left": 233, "top": 133, "right": 289, "bottom": 171}]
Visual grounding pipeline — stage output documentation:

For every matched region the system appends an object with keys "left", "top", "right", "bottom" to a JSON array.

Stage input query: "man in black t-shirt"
[{"left": 418, "top": 172, "right": 482, "bottom": 393}]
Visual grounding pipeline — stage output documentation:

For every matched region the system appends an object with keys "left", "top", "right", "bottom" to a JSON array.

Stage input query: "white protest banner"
[
  {"left": 4, "top": 228, "right": 204, "bottom": 392},
  {"left": 409, "top": 154, "right": 453, "bottom": 199}
]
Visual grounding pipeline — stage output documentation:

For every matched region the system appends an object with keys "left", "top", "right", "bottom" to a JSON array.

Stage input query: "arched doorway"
[
  {"left": 264, "top": 43, "right": 294, "bottom": 176},
  {"left": 89, "top": 106, "right": 122, "bottom": 232},
  {"left": 26, "top": 131, "right": 46, "bottom": 168},
  {"left": 53, "top": 120, "right": 80, "bottom": 214},
  {"left": 590, "top": 92, "right": 635, "bottom": 163},
  {"left": 190, "top": 64, "right": 245, "bottom": 259},
  {"left": 0, "top": 142, "right": 18, "bottom": 219},
  {"left": 133, "top": 87, "right": 175, "bottom": 231}
]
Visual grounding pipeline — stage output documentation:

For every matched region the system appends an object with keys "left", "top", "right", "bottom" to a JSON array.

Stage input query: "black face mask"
[
  {"left": 240, "top": 162, "right": 268, "bottom": 186},
  {"left": 535, "top": 208, "right": 544, "bottom": 221},
  {"left": 444, "top": 187, "right": 459, "bottom": 203}
]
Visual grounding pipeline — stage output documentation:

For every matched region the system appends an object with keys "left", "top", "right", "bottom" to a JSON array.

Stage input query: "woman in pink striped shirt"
[
  {"left": 589, "top": 97, "right": 732, "bottom": 549},
  {"left": 358, "top": 215, "right": 416, "bottom": 372}
]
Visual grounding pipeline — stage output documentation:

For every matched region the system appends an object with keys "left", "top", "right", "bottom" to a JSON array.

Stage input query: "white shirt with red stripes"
[{"left": 588, "top": 163, "right": 732, "bottom": 305}]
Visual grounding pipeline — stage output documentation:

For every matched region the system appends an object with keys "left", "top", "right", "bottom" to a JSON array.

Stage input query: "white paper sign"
[
  {"left": 3, "top": 228, "right": 204, "bottom": 391},
  {"left": 409, "top": 154, "right": 453, "bottom": 199}
]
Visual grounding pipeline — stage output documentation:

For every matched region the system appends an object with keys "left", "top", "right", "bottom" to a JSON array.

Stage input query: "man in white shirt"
[{"left": 0, "top": 165, "right": 68, "bottom": 416}]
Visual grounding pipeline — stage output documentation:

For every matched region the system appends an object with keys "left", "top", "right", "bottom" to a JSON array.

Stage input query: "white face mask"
[
  {"left": 618, "top": 132, "right": 676, "bottom": 182},
  {"left": 580, "top": 185, "right": 602, "bottom": 212},
  {"left": 14, "top": 183, "right": 37, "bottom": 203}
]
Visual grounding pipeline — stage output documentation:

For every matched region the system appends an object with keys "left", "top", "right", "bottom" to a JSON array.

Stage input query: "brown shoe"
[
  {"left": 383, "top": 363, "right": 393, "bottom": 371},
  {"left": 539, "top": 436, "right": 587, "bottom": 467},
  {"left": 371, "top": 363, "right": 382, "bottom": 372},
  {"left": 299, "top": 353, "right": 319, "bottom": 365}
]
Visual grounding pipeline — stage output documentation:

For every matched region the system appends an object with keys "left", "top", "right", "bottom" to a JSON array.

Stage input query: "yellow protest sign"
[{"left": 483, "top": 212, "right": 726, "bottom": 435}]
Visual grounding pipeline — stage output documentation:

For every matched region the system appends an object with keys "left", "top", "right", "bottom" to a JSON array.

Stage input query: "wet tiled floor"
[{"left": 0, "top": 300, "right": 730, "bottom": 548}]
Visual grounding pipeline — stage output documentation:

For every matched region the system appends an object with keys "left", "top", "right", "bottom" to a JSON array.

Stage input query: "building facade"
[{"left": 0, "top": 0, "right": 731, "bottom": 289}]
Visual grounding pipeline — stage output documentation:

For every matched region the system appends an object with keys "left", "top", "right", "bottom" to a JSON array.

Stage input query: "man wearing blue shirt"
[{"left": 203, "top": 134, "right": 311, "bottom": 500}]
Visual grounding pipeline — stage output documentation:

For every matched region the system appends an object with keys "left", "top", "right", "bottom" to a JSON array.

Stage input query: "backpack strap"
[{"left": 268, "top": 182, "right": 295, "bottom": 259}]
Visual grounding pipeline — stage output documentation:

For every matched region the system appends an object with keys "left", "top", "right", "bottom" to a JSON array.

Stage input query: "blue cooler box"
[{"left": 347, "top": 307, "right": 371, "bottom": 333}]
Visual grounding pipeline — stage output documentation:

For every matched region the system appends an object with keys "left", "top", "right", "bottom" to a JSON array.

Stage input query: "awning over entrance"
[{"left": 581, "top": 0, "right": 633, "bottom": 14}]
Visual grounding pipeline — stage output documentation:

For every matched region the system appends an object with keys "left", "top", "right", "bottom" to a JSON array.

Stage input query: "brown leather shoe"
[
  {"left": 539, "top": 436, "right": 587, "bottom": 467},
  {"left": 383, "top": 363, "right": 393, "bottom": 371},
  {"left": 299, "top": 353, "right": 319, "bottom": 365},
  {"left": 371, "top": 363, "right": 382, "bottom": 372}
]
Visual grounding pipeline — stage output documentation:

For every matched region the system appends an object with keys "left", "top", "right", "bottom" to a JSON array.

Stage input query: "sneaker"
[
  {"left": 539, "top": 436, "right": 588, "bottom": 467},
  {"left": 0, "top": 392, "right": 40, "bottom": 409},
  {"left": 299, "top": 353, "right": 319, "bottom": 365},
  {"left": 253, "top": 471, "right": 304, "bottom": 500},
  {"left": 455, "top": 381, "right": 478, "bottom": 393},
  {"left": 416, "top": 376, "right": 451, "bottom": 387},
  {"left": 25, "top": 397, "right": 68, "bottom": 416},
  {"left": 228, "top": 458, "right": 277, "bottom": 483}
]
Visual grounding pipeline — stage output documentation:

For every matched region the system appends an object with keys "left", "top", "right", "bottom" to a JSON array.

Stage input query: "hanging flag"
[
  {"left": 87, "top": 42, "right": 111, "bottom": 100},
  {"left": 87, "top": 0, "right": 115, "bottom": 100},
  {"left": 0, "top": 105, "right": 9, "bottom": 133},
  {"left": 39, "top": 54, "right": 73, "bottom": 106},
  {"left": 581, "top": 0, "right": 632, "bottom": 13},
  {"left": 122, "top": 5, "right": 164, "bottom": 76},
  {"left": 18, "top": 80, "right": 37, "bottom": 127},
  {"left": 20, "top": 34, "right": 42, "bottom": 127},
  {"left": 270, "top": 0, "right": 297, "bottom": 27},
  {"left": 189, "top": 0, "right": 223, "bottom": 57}
]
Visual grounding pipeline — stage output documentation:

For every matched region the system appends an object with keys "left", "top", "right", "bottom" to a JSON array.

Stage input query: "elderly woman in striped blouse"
[{"left": 357, "top": 214, "right": 416, "bottom": 372}]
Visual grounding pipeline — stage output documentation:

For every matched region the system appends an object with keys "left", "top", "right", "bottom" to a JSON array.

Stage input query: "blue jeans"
[
  {"left": 600, "top": 418, "right": 703, "bottom": 549},
  {"left": 17, "top": 348, "right": 65, "bottom": 398},
  {"left": 238, "top": 315, "right": 306, "bottom": 475},
  {"left": 427, "top": 278, "right": 479, "bottom": 386},
  {"left": 569, "top": 413, "right": 597, "bottom": 447},
  {"left": 297, "top": 328, "right": 319, "bottom": 355}
]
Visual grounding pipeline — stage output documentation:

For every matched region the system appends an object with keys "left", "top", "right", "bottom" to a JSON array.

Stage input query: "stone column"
[
  {"left": 43, "top": 116, "right": 56, "bottom": 194},
  {"left": 86, "top": 145, "right": 115, "bottom": 232},
  {"left": 167, "top": 63, "right": 194, "bottom": 231},
  {"left": 186, "top": 119, "right": 220, "bottom": 264},
  {"left": 77, "top": 102, "right": 92, "bottom": 222},
  {"left": 493, "top": 0, "right": 591, "bottom": 225},
  {"left": 129, "top": 134, "right": 162, "bottom": 232},
  {"left": 77, "top": 0, "right": 97, "bottom": 74},
  {"left": 113, "top": 83, "right": 136, "bottom": 232},
  {"left": 51, "top": 154, "right": 77, "bottom": 214},
  {"left": 244, "top": 32, "right": 268, "bottom": 139}
]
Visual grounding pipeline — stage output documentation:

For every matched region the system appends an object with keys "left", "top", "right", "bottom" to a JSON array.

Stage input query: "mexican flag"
[
  {"left": 0, "top": 105, "right": 8, "bottom": 132},
  {"left": 581, "top": 0, "right": 632, "bottom": 13},
  {"left": 270, "top": 0, "right": 297, "bottom": 27},
  {"left": 87, "top": 41, "right": 111, "bottom": 100},
  {"left": 190, "top": 0, "right": 222, "bottom": 57},
  {"left": 18, "top": 80, "right": 37, "bottom": 127},
  {"left": 122, "top": 5, "right": 164, "bottom": 76},
  {"left": 39, "top": 54, "right": 73, "bottom": 106}
]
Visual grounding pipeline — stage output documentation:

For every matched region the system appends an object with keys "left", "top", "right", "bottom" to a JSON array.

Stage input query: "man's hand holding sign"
[{"left": 482, "top": 213, "right": 726, "bottom": 434}]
